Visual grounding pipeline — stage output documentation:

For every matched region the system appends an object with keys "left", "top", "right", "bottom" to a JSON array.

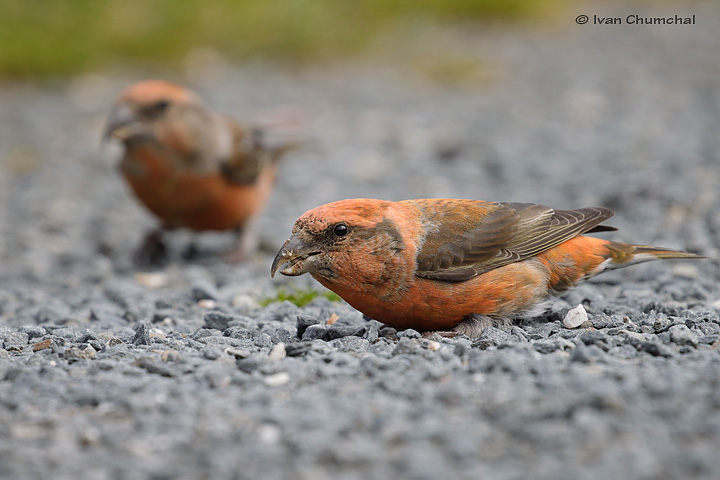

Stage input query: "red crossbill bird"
[
  {"left": 104, "top": 80, "right": 297, "bottom": 263},
  {"left": 271, "top": 198, "right": 705, "bottom": 337}
]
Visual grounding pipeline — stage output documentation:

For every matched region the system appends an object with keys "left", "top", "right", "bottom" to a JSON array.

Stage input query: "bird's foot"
[
  {"left": 133, "top": 230, "right": 169, "bottom": 266},
  {"left": 181, "top": 241, "right": 200, "bottom": 261}
]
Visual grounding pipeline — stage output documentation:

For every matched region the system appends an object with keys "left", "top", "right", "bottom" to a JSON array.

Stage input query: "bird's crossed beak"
[
  {"left": 102, "top": 103, "right": 139, "bottom": 142},
  {"left": 271, "top": 233, "right": 321, "bottom": 278}
]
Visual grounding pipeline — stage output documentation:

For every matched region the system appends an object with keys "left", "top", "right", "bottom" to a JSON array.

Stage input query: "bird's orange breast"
[
  {"left": 120, "top": 145, "right": 277, "bottom": 231},
  {"left": 314, "top": 259, "right": 550, "bottom": 331}
]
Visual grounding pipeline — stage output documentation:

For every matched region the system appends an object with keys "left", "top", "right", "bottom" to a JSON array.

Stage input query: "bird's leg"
[
  {"left": 224, "top": 224, "right": 258, "bottom": 263},
  {"left": 133, "top": 228, "right": 169, "bottom": 266},
  {"left": 181, "top": 238, "right": 201, "bottom": 260}
]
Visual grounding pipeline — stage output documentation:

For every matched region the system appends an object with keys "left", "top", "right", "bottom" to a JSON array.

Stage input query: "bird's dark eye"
[
  {"left": 153, "top": 100, "right": 170, "bottom": 112},
  {"left": 333, "top": 223, "right": 349, "bottom": 237},
  {"left": 142, "top": 100, "right": 170, "bottom": 118}
]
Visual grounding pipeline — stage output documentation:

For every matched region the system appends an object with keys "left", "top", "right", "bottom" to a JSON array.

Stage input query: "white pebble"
[
  {"left": 197, "top": 299, "right": 216, "bottom": 309},
  {"left": 563, "top": 304, "right": 588, "bottom": 329},
  {"left": 268, "top": 343, "right": 287, "bottom": 362},
  {"left": 231, "top": 294, "right": 261, "bottom": 314},
  {"left": 257, "top": 423, "right": 283, "bottom": 445},
  {"left": 672, "top": 263, "right": 699, "bottom": 279},
  {"left": 133, "top": 272, "right": 169, "bottom": 289},
  {"left": 148, "top": 328, "right": 166, "bottom": 339},
  {"left": 423, "top": 340, "right": 441, "bottom": 351},
  {"left": 224, "top": 348, "right": 251, "bottom": 358},
  {"left": 264, "top": 372, "right": 291, "bottom": 387}
]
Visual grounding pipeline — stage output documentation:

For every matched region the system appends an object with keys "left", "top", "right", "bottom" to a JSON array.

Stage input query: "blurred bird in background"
[
  {"left": 104, "top": 80, "right": 298, "bottom": 264},
  {"left": 272, "top": 198, "right": 706, "bottom": 337}
]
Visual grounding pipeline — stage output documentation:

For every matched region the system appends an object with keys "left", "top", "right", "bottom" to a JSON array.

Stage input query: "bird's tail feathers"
[
  {"left": 604, "top": 242, "right": 706, "bottom": 269},
  {"left": 268, "top": 139, "right": 304, "bottom": 163}
]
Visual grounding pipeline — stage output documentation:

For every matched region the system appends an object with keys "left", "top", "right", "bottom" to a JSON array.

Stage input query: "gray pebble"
[
  {"left": 18, "top": 325, "right": 46, "bottom": 339},
  {"left": 362, "top": 320, "right": 382, "bottom": 342},
  {"left": 379, "top": 326, "right": 398, "bottom": 339},
  {"left": 326, "top": 325, "right": 359, "bottom": 340},
  {"left": 201, "top": 345, "right": 224, "bottom": 360},
  {"left": 392, "top": 337, "right": 420, "bottom": 356},
  {"left": 192, "top": 328, "right": 218, "bottom": 340},
  {"left": 236, "top": 353, "right": 267, "bottom": 373},
  {"left": 64, "top": 346, "right": 97, "bottom": 361},
  {"left": 131, "top": 324, "right": 151, "bottom": 346},
  {"left": 302, "top": 324, "right": 329, "bottom": 341},
  {"left": 579, "top": 330, "right": 611, "bottom": 351},
  {"left": 590, "top": 313, "right": 625, "bottom": 330},
  {"left": 396, "top": 329, "right": 421, "bottom": 339},
  {"left": 133, "top": 356, "right": 176, "bottom": 377},
  {"left": 1, "top": 329, "right": 29, "bottom": 348},
  {"left": 526, "top": 322, "right": 561, "bottom": 340},
  {"left": 329, "top": 337, "right": 370, "bottom": 352},
  {"left": 285, "top": 342, "right": 312, "bottom": 357},
  {"left": 269, "top": 327, "right": 294, "bottom": 345},
  {"left": 203, "top": 310, "right": 246, "bottom": 330},
  {"left": 639, "top": 341, "right": 675, "bottom": 358},
  {"left": 473, "top": 326, "right": 510, "bottom": 350},
  {"left": 668, "top": 324, "right": 698, "bottom": 347},
  {"left": 533, "top": 339, "right": 572, "bottom": 354},
  {"left": 296, "top": 315, "right": 323, "bottom": 338},
  {"left": 698, "top": 334, "right": 719, "bottom": 345}
]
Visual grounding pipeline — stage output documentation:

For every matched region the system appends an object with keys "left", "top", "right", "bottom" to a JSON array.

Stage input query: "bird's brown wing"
[
  {"left": 219, "top": 123, "right": 272, "bottom": 185},
  {"left": 220, "top": 120, "right": 301, "bottom": 185},
  {"left": 411, "top": 200, "right": 614, "bottom": 282}
]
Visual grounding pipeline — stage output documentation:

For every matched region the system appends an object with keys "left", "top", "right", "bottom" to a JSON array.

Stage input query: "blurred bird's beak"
[
  {"left": 102, "top": 103, "right": 138, "bottom": 142},
  {"left": 271, "top": 233, "right": 321, "bottom": 278}
]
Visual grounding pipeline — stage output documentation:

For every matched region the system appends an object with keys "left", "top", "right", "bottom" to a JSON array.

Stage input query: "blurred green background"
[{"left": 0, "top": 0, "right": 565, "bottom": 77}]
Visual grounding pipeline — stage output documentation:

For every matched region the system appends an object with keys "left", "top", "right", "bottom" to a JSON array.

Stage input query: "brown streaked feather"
[
  {"left": 220, "top": 125, "right": 267, "bottom": 185},
  {"left": 413, "top": 201, "right": 614, "bottom": 282},
  {"left": 220, "top": 124, "right": 298, "bottom": 185}
]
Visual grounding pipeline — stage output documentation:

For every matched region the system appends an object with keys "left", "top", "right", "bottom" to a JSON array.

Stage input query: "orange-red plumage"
[
  {"left": 271, "top": 198, "right": 704, "bottom": 337},
  {"left": 104, "top": 80, "right": 295, "bottom": 262}
]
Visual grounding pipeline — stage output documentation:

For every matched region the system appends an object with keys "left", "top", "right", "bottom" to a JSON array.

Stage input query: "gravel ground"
[{"left": 2, "top": 2, "right": 720, "bottom": 479}]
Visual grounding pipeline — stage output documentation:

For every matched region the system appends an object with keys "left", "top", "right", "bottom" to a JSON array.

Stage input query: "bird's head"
[
  {"left": 271, "top": 199, "right": 404, "bottom": 282},
  {"left": 103, "top": 80, "right": 205, "bottom": 144}
]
